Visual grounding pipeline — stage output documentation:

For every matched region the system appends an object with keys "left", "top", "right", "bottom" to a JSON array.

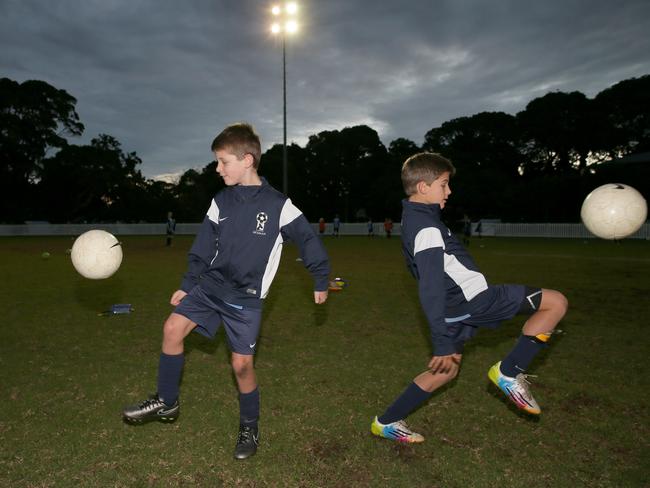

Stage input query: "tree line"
[{"left": 1, "top": 75, "right": 648, "bottom": 226}]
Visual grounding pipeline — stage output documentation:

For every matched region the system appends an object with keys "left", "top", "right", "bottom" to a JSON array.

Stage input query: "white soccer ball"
[
  {"left": 71, "top": 230, "right": 123, "bottom": 279},
  {"left": 581, "top": 184, "right": 647, "bottom": 240}
]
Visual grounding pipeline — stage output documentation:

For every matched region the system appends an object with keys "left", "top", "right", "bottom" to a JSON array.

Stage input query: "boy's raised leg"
[{"left": 489, "top": 289, "right": 568, "bottom": 414}]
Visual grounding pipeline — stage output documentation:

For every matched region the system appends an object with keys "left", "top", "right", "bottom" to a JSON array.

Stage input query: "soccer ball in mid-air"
[
  {"left": 71, "top": 230, "right": 123, "bottom": 279},
  {"left": 581, "top": 184, "right": 647, "bottom": 240}
]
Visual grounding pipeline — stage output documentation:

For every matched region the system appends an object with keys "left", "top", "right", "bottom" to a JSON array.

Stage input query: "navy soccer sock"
[
  {"left": 378, "top": 382, "right": 432, "bottom": 425},
  {"left": 500, "top": 334, "right": 548, "bottom": 377},
  {"left": 157, "top": 352, "right": 184, "bottom": 406},
  {"left": 239, "top": 387, "right": 260, "bottom": 429}
]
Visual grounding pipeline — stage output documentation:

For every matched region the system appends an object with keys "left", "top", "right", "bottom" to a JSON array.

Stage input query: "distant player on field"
[
  {"left": 371, "top": 152, "right": 568, "bottom": 443},
  {"left": 384, "top": 217, "right": 393, "bottom": 238},
  {"left": 122, "top": 123, "right": 330, "bottom": 460},
  {"left": 333, "top": 214, "right": 341, "bottom": 237},
  {"left": 165, "top": 211, "right": 176, "bottom": 247}
]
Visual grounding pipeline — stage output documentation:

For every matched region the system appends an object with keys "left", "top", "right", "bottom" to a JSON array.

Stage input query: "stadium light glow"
[{"left": 285, "top": 20, "right": 298, "bottom": 33}]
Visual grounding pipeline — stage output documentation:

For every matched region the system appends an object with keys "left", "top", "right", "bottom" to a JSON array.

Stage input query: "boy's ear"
[
  {"left": 244, "top": 153, "right": 255, "bottom": 168},
  {"left": 415, "top": 180, "right": 429, "bottom": 195}
]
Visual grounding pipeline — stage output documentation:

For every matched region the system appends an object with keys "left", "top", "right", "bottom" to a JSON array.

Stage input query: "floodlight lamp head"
[
  {"left": 286, "top": 2, "right": 298, "bottom": 15},
  {"left": 285, "top": 20, "right": 298, "bottom": 33}
]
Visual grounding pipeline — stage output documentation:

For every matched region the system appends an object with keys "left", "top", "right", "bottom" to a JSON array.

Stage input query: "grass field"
[{"left": 1, "top": 235, "right": 649, "bottom": 487}]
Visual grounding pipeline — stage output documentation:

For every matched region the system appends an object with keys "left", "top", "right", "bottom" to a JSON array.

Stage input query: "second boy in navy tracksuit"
[
  {"left": 123, "top": 123, "right": 329, "bottom": 460},
  {"left": 371, "top": 152, "right": 568, "bottom": 443}
]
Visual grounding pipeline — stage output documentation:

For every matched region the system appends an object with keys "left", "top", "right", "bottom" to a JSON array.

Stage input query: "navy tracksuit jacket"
[
  {"left": 401, "top": 199, "right": 489, "bottom": 355},
  {"left": 180, "top": 179, "right": 330, "bottom": 309}
]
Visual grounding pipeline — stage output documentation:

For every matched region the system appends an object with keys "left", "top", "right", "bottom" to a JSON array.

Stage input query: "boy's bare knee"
[
  {"left": 163, "top": 318, "right": 178, "bottom": 340},
  {"left": 232, "top": 356, "right": 254, "bottom": 378},
  {"left": 549, "top": 289, "right": 568, "bottom": 317},
  {"left": 163, "top": 314, "right": 191, "bottom": 344},
  {"left": 541, "top": 289, "right": 568, "bottom": 316},
  {"left": 558, "top": 292, "right": 568, "bottom": 315}
]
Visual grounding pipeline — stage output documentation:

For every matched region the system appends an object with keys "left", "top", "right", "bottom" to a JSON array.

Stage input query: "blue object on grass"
[
  {"left": 110, "top": 304, "right": 133, "bottom": 314},
  {"left": 99, "top": 304, "right": 134, "bottom": 316}
]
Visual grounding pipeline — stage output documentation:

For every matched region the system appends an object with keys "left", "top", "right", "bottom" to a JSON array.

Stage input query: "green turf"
[{"left": 1, "top": 235, "right": 649, "bottom": 487}]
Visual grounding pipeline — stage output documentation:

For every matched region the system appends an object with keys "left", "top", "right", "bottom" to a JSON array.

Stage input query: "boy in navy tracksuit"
[
  {"left": 123, "top": 123, "right": 330, "bottom": 459},
  {"left": 371, "top": 152, "right": 568, "bottom": 443}
]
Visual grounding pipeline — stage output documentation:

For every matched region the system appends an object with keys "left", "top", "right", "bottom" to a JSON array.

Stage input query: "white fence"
[
  {"left": 484, "top": 222, "right": 649, "bottom": 239},
  {"left": 0, "top": 222, "right": 648, "bottom": 239},
  {"left": 313, "top": 222, "right": 402, "bottom": 237},
  {"left": 0, "top": 223, "right": 201, "bottom": 236}
]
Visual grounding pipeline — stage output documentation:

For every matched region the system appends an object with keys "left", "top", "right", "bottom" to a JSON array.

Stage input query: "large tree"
[
  {"left": 423, "top": 112, "right": 523, "bottom": 221},
  {"left": 174, "top": 161, "right": 226, "bottom": 222},
  {"left": 258, "top": 142, "right": 309, "bottom": 213},
  {"left": 516, "top": 91, "right": 605, "bottom": 174},
  {"left": 376, "top": 138, "right": 422, "bottom": 219},
  {"left": 594, "top": 74, "right": 650, "bottom": 155},
  {"left": 0, "top": 78, "right": 84, "bottom": 222},
  {"left": 37, "top": 135, "right": 146, "bottom": 222},
  {"left": 302, "top": 125, "right": 391, "bottom": 221}
]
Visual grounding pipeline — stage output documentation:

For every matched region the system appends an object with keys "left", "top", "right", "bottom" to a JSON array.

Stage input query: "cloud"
[{"left": 1, "top": 0, "right": 649, "bottom": 179}]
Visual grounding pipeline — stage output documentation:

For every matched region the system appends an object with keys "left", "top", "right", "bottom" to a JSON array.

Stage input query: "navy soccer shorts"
[
  {"left": 443, "top": 285, "right": 543, "bottom": 353},
  {"left": 174, "top": 286, "right": 262, "bottom": 355}
]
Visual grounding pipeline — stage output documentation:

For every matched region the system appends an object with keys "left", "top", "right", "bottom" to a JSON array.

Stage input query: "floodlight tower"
[{"left": 270, "top": 2, "right": 298, "bottom": 195}]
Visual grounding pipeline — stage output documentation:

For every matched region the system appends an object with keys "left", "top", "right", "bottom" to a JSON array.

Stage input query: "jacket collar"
[
  {"left": 402, "top": 198, "right": 441, "bottom": 217},
  {"left": 231, "top": 177, "right": 268, "bottom": 201}
]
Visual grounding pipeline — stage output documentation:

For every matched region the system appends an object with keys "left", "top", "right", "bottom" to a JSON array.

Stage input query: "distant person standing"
[
  {"left": 384, "top": 218, "right": 393, "bottom": 238},
  {"left": 476, "top": 220, "right": 483, "bottom": 239},
  {"left": 367, "top": 219, "right": 374, "bottom": 238},
  {"left": 318, "top": 217, "right": 326, "bottom": 236},
  {"left": 333, "top": 215, "right": 341, "bottom": 237},
  {"left": 166, "top": 211, "right": 176, "bottom": 247}
]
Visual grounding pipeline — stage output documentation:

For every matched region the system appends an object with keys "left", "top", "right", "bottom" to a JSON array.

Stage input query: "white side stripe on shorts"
[{"left": 526, "top": 290, "right": 542, "bottom": 310}]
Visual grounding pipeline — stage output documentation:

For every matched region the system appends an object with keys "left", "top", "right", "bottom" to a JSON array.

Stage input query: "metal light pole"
[
  {"left": 282, "top": 33, "right": 287, "bottom": 195},
  {"left": 271, "top": 3, "right": 298, "bottom": 196}
]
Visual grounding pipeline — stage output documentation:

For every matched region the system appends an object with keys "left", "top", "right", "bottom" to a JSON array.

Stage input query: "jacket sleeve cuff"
[
  {"left": 433, "top": 341, "right": 459, "bottom": 356},
  {"left": 314, "top": 275, "right": 330, "bottom": 292},
  {"left": 180, "top": 277, "right": 196, "bottom": 293}
]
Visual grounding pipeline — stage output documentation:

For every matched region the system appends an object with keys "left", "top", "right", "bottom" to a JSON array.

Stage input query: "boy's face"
[
  {"left": 214, "top": 148, "right": 250, "bottom": 186},
  {"left": 420, "top": 171, "right": 452, "bottom": 208}
]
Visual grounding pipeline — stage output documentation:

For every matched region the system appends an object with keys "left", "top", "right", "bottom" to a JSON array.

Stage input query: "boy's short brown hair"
[
  {"left": 401, "top": 152, "right": 456, "bottom": 196},
  {"left": 211, "top": 122, "right": 262, "bottom": 169}
]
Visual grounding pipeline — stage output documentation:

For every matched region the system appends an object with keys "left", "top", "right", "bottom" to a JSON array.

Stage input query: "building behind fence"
[{"left": 0, "top": 222, "right": 648, "bottom": 239}]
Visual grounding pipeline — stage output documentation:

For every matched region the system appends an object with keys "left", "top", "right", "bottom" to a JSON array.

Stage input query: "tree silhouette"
[
  {"left": 517, "top": 91, "right": 602, "bottom": 174},
  {"left": 37, "top": 135, "right": 146, "bottom": 222},
  {"left": 2, "top": 74, "right": 649, "bottom": 224},
  {"left": 594, "top": 74, "right": 650, "bottom": 154},
  {"left": 0, "top": 78, "right": 83, "bottom": 222},
  {"left": 423, "top": 112, "right": 522, "bottom": 221}
]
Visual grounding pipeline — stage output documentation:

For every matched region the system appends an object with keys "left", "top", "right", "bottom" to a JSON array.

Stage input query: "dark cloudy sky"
[{"left": 2, "top": 0, "right": 649, "bottom": 180}]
